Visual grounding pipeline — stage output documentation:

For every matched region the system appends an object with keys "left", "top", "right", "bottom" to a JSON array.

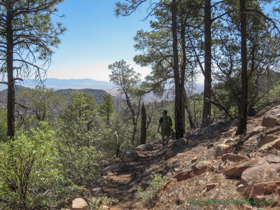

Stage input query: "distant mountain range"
[
  {"left": 0, "top": 78, "right": 204, "bottom": 108},
  {"left": 0, "top": 78, "right": 204, "bottom": 96},
  {"left": 0, "top": 85, "right": 125, "bottom": 111},
  {"left": 0, "top": 78, "right": 114, "bottom": 91}
]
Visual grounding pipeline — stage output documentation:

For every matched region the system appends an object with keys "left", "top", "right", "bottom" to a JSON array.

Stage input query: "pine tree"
[
  {"left": 99, "top": 93, "right": 114, "bottom": 125},
  {"left": 0, "top": 0, "right": 65, "bottom": 137}
]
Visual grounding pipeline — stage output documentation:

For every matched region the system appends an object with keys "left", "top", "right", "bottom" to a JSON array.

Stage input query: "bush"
[
  {"left": 56, "top": 91, "right": 110, "bottom": 185},
  {"left": 0, "top": 122, "right": 74, "bottom": 209},
  {"left": 135, "top": 173, "right": 165, "bottom": 205},
  {"left": 0, "top": 109, "right": 7, "bottom": 142}
]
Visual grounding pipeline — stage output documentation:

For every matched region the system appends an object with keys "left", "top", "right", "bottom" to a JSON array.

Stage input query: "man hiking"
[{"left": 158, "top": 110, "right": 172, "bottom": 146}]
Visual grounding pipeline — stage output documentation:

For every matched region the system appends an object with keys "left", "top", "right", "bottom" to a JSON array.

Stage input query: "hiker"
[{"left": 158, "top": 110, "right": 172, "bottom": 146}]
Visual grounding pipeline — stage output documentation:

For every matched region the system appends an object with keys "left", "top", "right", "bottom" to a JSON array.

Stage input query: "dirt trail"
[{"left": 95, "top": 143, "right": 172, "bottom": 209}]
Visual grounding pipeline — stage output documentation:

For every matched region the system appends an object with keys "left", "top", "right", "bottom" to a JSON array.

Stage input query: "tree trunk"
[
  {"left": 172, "top": 0, "right": 185, "bottom": 139},
  {"left": 6, "top": 0, "right": 15, "bottom": 138},
  {"left": 236, "top": 0, "right": 248, "bottom": 135},
  {"left": 140, "top": 103, "right": 146, "bottom": 145},
  {"left": 202, "top": 0, "right": 212, "bottom": 127},
  {"left": 183, "top": 90, "right": 195, "bottom": 129}
]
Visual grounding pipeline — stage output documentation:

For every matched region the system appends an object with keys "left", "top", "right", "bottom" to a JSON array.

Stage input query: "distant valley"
[
  {"left": 0, "top": 78, "right": 115, "bottom": 92},
  {"left": 0, "top": 78, "right": 204, "bottom": 109}
]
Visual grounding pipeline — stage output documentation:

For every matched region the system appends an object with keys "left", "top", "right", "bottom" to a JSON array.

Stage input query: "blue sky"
[{"left": 47, "top": 0, "right": 154, "bottom": 82}]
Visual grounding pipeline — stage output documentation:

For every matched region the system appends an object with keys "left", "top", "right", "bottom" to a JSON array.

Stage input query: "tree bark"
[
  {"left": 183, "top": 90, "right": 195, "bottom": 129},
  {"left": 202, "top": 0, "right": 212, "bottom": 127},
  {"left": 6, "top": 0, "right": 15, "bottom": 138},
  {"left": 172, "top": 0, "right": 185, "bottom": 139},
  {"left": 140, "top": 103, "right": 146, "bottom": 145},
  {"left": 236, "top": 0, "right": 248, "bottom": 135}
]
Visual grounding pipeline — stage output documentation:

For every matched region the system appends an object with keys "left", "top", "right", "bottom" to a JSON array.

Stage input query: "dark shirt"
[{"left": 159, "top": 116, "right": 172, "bottom": 126}]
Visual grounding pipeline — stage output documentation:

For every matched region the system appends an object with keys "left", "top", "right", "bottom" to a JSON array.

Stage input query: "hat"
[{"left": 162, "top": 110, "right": 167, "bottom": 114}]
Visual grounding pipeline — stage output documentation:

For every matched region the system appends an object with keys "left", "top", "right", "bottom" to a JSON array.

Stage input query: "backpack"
[{"left": 162, "top": 115, "right": 171, "bottom": 130}]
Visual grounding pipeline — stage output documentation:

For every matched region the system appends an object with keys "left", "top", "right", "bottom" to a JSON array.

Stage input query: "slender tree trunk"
[
  {"left": 236, "top": 0, "right": 247, "bottom": 135},
  {"left": 6, "top": 0, "right": 15, "bottom": 138},
  {"left": 172, "top": 0, "right": 185, "bottom": 139},
  {"left": 140, "top": 103, "right": 146, "bottom": 145},
  {"left": 183, "top": 90, "right": 195, "bottom": 129},
  {"left": 202, "top": 0, "right": 212, "bottom": 127}
]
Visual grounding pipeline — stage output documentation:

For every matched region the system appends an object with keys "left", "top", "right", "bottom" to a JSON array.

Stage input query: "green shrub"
[
  {"left": 0, "top": 109, "right": 7, "bottom": 142},
  {"left": 56, "top": 91, "right": 110, "bottom": 185},
  {"left": 135, "top": 172, "right": 165, "bottom": 205},
  {"left": 87, "top": 195, "right": 118, "bottom": 210},
  {"left": 0, "top": 122, "right": 74, "bottom": 209}
]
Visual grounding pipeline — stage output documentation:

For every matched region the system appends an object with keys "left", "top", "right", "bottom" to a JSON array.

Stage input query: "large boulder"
[
  {"left": 102, "top": 164, "right": 122, "bottom": 175},
  {"left": 259, "top": 138, "right": 280, "bottom": 151},
  {"left": 71, "top": 198, "right": 89, "bottom": 210},
  {"left": 192, "top": 161, "right": 212, "bottom": 175},
  {"left": 136, "top": 144, "right": 153, "bottom": 151},
  {"left": 171, "top": 138, "right": 187, "bottom": 153},
  {"left": 223, "top": 160, "right": 257, "bottom": 178},
  {"left": 249, "top": 181, "right": 280, "bottom": 199},
  {"left": 259, "top": 135, "right": 278, "bottom": 146},
  {"left": 261, "top": 105, "right": 280, "bottom": 127},
  {"left": 215, "top": 144, "right": 231, "bottom": 157},
  {"left": 241, "top": 156, "right": 280, "bottom": 185},
  {"left": 122, "top": 150, "right": 141, "bottom": 162}
]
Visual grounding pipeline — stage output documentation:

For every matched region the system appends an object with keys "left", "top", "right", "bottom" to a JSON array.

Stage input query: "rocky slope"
[{"left": 69, "top": 105, "right": 280, "bottom": 210}]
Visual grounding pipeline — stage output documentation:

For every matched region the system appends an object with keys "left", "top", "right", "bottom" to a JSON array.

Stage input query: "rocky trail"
[{"left": 71, "top": 105, "right": 280, "bottom": 210}]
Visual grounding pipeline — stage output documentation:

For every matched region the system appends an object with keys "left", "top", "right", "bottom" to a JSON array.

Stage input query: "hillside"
[
  {"left": 0, "top": 78, "right": 114, "bottom": 91},
  {"left": 0, "top": 86, "right": 125, "bottom": 111},
  {"left": 70, "top": 104, "right": 280, "bottom": 210}
]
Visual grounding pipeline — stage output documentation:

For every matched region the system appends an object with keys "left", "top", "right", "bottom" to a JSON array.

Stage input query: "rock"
[
  {"left": 259, "top": 138, "right": 280, "bottom": 151},
  {"left": 252, "top": 126, "right": 265, "bottom": 132},
  {"left": 164, "top": 149, "right": 174, "bottom": 160},
  {"left": 236, "top": 184, "right": 245, "bottom": 192},
  {"left": 261, "top": 106, "right": 280, "bottom": 127},
  {"left": 191, "top": 157, "right": 198, "bottom": 163},
  {"left": 262, "top": 116, "right": 278, "bottom": 127},
  {"left": 223, "top": 138, "right": 235, "bottom": 144},
  {"left": 206, "top": 183, "right": 217, "bottom": 191},
  {"left": 178, "top": 153, "right": 188, "bottom": 158},
  {"left": 259, "top": 135, "right": 278, "bottom": 145},
  {"left": 71, "top": 198, "right": 89, "bottom": 210},
  {"left": 264, "top": 155, "right": 280, "bottom": 164},
  {"left": 92, "top": 187, "right": 103, "bottom": 195},
  {"left": 163, "top": 178, "right": 178, "bottom": 190},
  {"left": 122, "top": 150, "right": 141, "bottom": 162},
  {"left": 185, "top": 132, "right": 191, "bottom": 139},
  {"left": 241, "top": 156, "right": 280, "bottom": 185},
  {"left": 249, "top": 181, "right": 280, "bottom": 199},
  {"left": 243, "top": 204, "right": 254, "bottom": 210},
  {"left": 197, "top": 180, "right": 205, "bottom": 186},
  {"left": 136, "top": 144, "right": 153, "bottom": 151},
  {"left": 221, "top": 153, "right": 249, "bottom": 162},
  {"left": 174, "top": 170, "right": 195, "bottom": 181},
  {"left": 192, "top": 161, "right": 212, "bottom": 175},
  {"left": 99, "top": 205, "right": 110, "bottom": 209},
  {"left": 218, "top": 161, "right": 228, "bottom": 172},
  {"left": 171, "top": 138, "right": 187, "bottom": 153},
  {"left": 223, "top": 160, "right": 256, "bottom": 178},
  {"left": 102, "top": 164, "right": 122, "bottom": 175},
  {"left": 215, "top": 144, "right": 231, "bottom": 157}
]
